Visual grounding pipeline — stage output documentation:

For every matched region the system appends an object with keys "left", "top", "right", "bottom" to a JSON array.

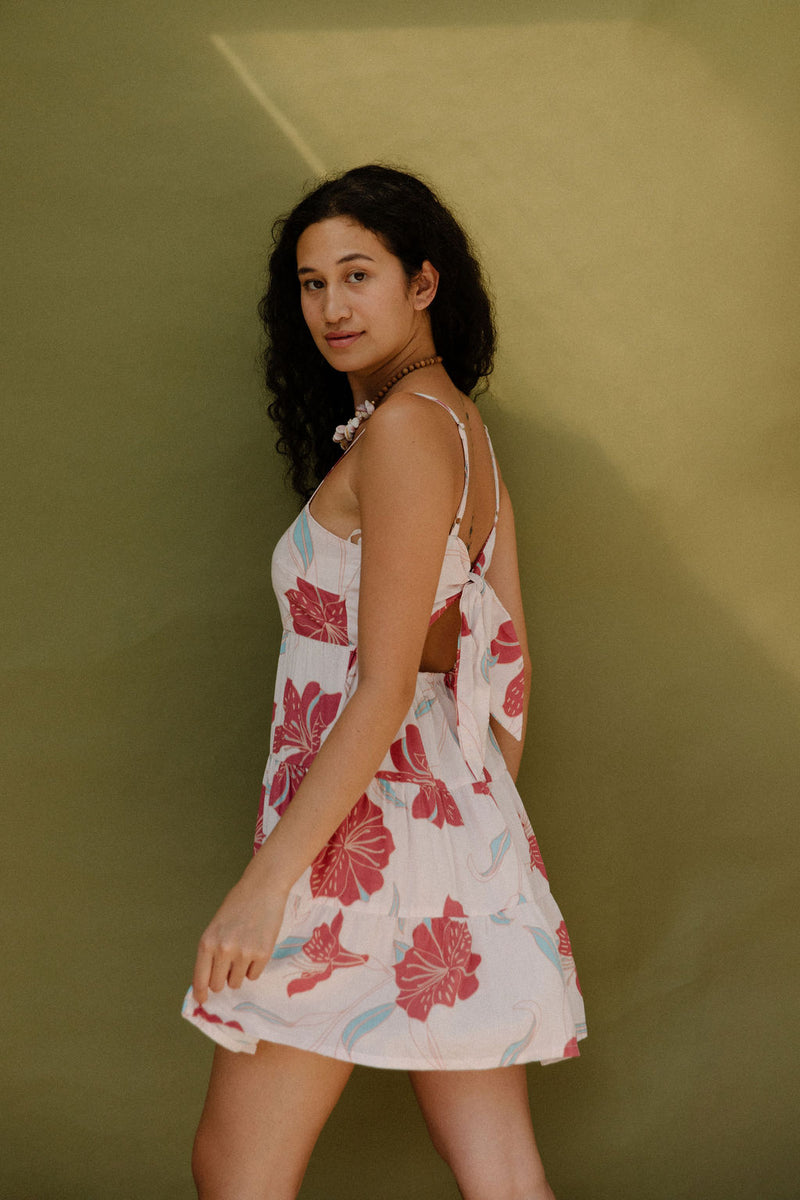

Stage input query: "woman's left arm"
[{"left": 192, "top": 395, "right": 463, "bottom": 1004}]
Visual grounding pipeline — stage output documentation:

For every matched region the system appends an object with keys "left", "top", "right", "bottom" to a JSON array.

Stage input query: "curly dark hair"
[{"left": 258, "top": 164, "right": 496, "bottom": 500}]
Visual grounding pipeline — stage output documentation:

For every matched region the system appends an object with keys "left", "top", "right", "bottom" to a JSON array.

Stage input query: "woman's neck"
[{"left": 348, "top": 339, "right": 439, "bottom": 410}]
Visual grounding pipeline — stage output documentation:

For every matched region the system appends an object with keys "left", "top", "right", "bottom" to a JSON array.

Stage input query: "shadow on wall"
[{"left": 471, "top": 395, "right": 795, "bottom": 1200}]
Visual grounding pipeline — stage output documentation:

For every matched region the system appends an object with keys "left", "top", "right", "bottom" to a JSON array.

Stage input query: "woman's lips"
[{"left": 324, "top": 331, "right": 363, "bottom": 349}]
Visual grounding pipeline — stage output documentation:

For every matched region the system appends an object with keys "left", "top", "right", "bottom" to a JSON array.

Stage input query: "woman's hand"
[{"left": 191, "top": 870, "right": 288, "bottom": 1007}]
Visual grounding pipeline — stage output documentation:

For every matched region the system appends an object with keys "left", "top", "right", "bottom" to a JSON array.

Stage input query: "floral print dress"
[{"left": 182, "top": 395, "right": 587, "bottom": 1069}]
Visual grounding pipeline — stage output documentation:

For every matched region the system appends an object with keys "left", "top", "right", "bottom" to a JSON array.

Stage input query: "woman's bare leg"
[
  {"left": 192, "top": 1040, "right": 353, "bottom": 1200},
  {"left": 409, "top": 1066, "right": 556, "bottom": 1200}
]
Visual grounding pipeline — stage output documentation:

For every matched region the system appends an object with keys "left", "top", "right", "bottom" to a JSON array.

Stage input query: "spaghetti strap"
[
  {"left": 483, "top": 425, "right": 501, "bottom": 525},
  {"left": 412, "top": 392, "right": 501, "bottom": 537},
  {"left": 408, "top": 392, "right": 470, "bottom": 538}
]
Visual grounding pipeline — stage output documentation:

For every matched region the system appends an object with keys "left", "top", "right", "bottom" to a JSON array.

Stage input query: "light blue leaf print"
[
  {"left": 271, "top": 935, "right": 309, "bottom": 959},
  {"left": 480, "top": 648, "right": 499, "bottom": 683},
  {"left": 341, "top": 1003, "right": 395, "bottom": 1053},
  {"left": 414, "top": 697, "right": 434, "bottom": 719},
  {"left": 393, "top": 940, "right": 411, "bottom": 963},
  {"left": 389, "top": 884, "right": 400, "bottom": 917},
  {"left": 279, "top": 630, "right": 288, "bottom": 655},
  {"left": 525, "top": 926, "right": 563, "bottom": 974},
  {"left": 499, "top": 1012, "right": 538, "bottom": 1066},
  {"left": 487, "top": 724, "right": 501, "bottom": 753},
  {"left": 376, "top": 778, "right": 406, "bottom": 808},
  {"left": 490, "top": 911, "right": 513, "bottom": 926},
  {"left": 293, "top": 508, "right": 314, "bottom": 570},
  {"left": 232, "top": 1003, "right": 295, "bottom": 1026},
  {"left": 476, "top": 830, "right": 511, "bottom": 878},
  {"left": 269, "top": 770, "right": 293, "bottom": 812}
]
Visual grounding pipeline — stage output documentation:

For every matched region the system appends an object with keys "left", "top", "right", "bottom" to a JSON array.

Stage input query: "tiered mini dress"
[{"left": 182, "top": 395, "right": 587, "bottom": 1069}]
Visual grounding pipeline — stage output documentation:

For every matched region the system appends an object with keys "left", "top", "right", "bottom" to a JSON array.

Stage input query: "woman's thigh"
[
  {"left": 193, "top": 1039, "right": 353, "bottom": 1200},
  {"left": 408, "top": 1066, "right": 553, "bottom": 1200}
]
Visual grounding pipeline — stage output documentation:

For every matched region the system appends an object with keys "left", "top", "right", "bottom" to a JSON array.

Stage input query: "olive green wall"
[{"left": 2, "top": 2, "right": 797, "bottom": 1197}]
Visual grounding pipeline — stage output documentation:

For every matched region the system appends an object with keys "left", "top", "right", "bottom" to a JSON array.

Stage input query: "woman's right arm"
[
  {"left": 192, "top": 395, "right": 464, "bottom": 1005},
  {"left": 484, "top": 479, "right": 533, "bottom": 782}
]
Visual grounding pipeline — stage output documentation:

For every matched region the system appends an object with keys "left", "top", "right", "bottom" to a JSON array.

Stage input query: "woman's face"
[{"left": 296, "top": 217, "right": 432, "bottom": 376}]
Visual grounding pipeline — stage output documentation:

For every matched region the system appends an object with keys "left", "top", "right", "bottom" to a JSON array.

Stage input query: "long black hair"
[{"left": 258, "top": 165, "right": 496, "bottom": 500}]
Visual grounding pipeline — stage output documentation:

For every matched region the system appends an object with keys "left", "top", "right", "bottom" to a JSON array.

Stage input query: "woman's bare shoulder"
[
  {"left": 352, "top": 391, "right": 465, "bottom": 509},
  {"left": 362, "top": 390, "right": 465, "bottom": 456}
]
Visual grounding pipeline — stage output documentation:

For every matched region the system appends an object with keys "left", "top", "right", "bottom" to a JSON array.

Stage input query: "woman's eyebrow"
[{"left": 297, "top": 253, "right": 376, "bottom": 276}]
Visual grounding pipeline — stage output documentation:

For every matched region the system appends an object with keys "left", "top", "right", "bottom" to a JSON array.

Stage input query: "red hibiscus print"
[
  {"left": 473, "top": 766, "right": 493, "bottom": 796},
  {"left": 264, "top": 679, "right": 342, "bottom": 820},
  {"left": 490, "top": 619, "right": 521, "bottom": 664},
  {"left": 503, "top": 667, "right": 525, "bottom": 719},
  {"left": 376, "top": 725, "right": 463, "bottom": 828},
  {"left": 267, "top": 760, "right": 305, "bottom": 817},
  {"left": 287, "top": 910, "right": 369, "bottom": 997},
  {"left": 562, "top": 1037, "right": 580, "bottom": 1058},
  {"left": 519, "top": 811, "right": 548, "bottom": 880},
  {"left": 528, "top": 830, "right": 548, "bottom": 879},
  {"left": 286, "top": 577, "right": 349, "bottom": 644},
  {"left": 272, "top": 678, "right": 341, "bottom": 759},
  {"left": 192, "top": 1004, "right": 244, "bottom": 1033},
  {"left": 556, "top": 920, "right": 582, "bottom": 994},
  {"left": 311, "top": 794, "right": 395, "bottom": 906},
  {"left": 254, "top": 785, "right": 269, "bottom": 850},
  {"left": 394, "top": 896, "right": 481, "bottom": 1021}
]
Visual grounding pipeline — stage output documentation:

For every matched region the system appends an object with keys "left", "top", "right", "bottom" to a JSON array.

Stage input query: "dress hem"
[{"left": 181, "top": 994, "right": 586, "bottom": 1070}]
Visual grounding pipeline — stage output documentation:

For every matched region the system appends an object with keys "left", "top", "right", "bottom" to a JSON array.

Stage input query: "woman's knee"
[
  {"left": 191, "top": 1118, "right": 238, "bottom": 1200},
  {"left": 191, "top": 1117, "right": 219, "bottom": 1198},
  {"left": 191, "top": 1116, "right": 302, "bottom": 1200}
]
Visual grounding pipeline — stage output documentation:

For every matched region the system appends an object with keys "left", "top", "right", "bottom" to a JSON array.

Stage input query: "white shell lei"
[{"left": 333, "top": 400, "right": 375, "bottom": 447}]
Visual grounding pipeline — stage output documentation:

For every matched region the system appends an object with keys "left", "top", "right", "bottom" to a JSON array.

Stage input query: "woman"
[{"left": 183, "top": 165, "right": 586, "bottom": 1200}]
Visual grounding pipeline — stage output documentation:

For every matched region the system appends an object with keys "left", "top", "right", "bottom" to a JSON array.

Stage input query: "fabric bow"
[{"left": 451, "top": 572, "right": 525, "bottom": 779}]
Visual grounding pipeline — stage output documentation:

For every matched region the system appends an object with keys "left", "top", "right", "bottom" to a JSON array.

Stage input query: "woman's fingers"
[
  {"left": 208, "top": 946, "right": 236, "bottom": 994},
  {"left": 225, "top": 950, "right": 270, "bottom": 989},
  {"left": 192, "top": 939, "right": 214, "bottom": 1006},
  {"left": 246, "top": 955, "right": 270, "bottom": 983},
  {"left": 191, "top": 877, "right": 286, "bottom": 1004},
  {"left": 226, "top": 953, "right": 251, "bottom": 990},
  {"left": 194, "top": 940, "right": 271, "bottom": 1002}
]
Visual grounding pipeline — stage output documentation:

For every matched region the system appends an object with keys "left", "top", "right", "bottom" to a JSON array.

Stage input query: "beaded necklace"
[{"left": 332, "top": 355, "right": 443, "bottom": 446}]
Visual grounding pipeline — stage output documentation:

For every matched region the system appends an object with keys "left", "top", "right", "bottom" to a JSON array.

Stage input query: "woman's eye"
[
  {"left": 347, "top": 270, "right": 367, "bottom": 283},
  {"left": 302, "top": 279, "right": 324, "bottom": 291}
]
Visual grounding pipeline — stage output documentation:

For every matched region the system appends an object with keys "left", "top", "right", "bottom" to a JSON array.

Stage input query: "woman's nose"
[{"left": 323, "top": 285, "right": 351, "bottom": 323}]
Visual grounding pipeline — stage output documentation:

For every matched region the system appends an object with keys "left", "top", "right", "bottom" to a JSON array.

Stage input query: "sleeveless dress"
[{"left": 182, "top": 396, "right": 587, "bottom": 1070}]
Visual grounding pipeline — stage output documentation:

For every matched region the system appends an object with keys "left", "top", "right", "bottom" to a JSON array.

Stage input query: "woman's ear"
[{"left": 411, "top": 260, "right": 440, "bottom": 310}]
